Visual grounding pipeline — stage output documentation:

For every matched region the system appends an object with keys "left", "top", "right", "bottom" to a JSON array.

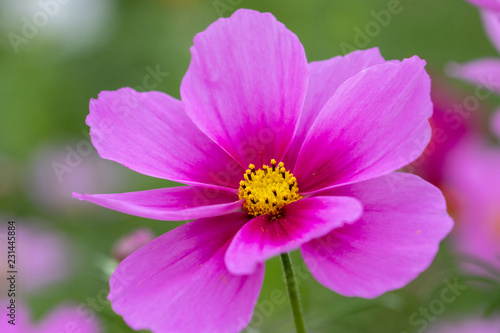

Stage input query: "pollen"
[{"left": 238, "top": 159, "right": 302, "bottom": 217}]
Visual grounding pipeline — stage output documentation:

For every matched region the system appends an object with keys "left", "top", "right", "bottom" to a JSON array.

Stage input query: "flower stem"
[{"left": 280, "top": 253, "right": 307, "bottom": 333}]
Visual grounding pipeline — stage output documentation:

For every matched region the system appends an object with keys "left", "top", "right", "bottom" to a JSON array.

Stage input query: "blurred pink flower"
[
  {"left": 75, "top": 9, "right": 453, "bottom": 332},
  {"left": 28, "top": 143, "right": 122, "bottom": 214},
  {"left": 408, "top": 77, "right": 479, "bottom": 187},
  {"left": 444, "top": 137, "right": 500, "bottom": 270},
  {"left": 0, "top": 301, "right": 101, "bottom": 333},
  {"left": 112, "top": 228, "right": 155, "bottom": 261},
  {"left": 427, "top": 317, "right": 500, "bottom": 333},
  {"left": 0, "top": 222, "right": 72, "bottom": 293}
]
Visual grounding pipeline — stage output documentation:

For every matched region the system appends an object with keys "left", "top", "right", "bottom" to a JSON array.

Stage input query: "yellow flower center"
[{"left": 238, "top": 159, "right": 302, "bottom": 217}]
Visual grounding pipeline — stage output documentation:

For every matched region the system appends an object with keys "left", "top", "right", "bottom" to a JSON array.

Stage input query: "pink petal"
[
  {"left": 73, "top": 186, "right": 242, "bottom": 221},
  {"left": 446, "top": 58, "right": 500, "bottom": 94},
  {"left": 301, "top": 173, "right": 453, "bottom": 298},
  {"left": 108, "top": 213, "right": 263, "bottom": 333},
  {"left": 294, "top": 56, "right": 432, "bottom": 193},
  {"left": 466, "top": 0, "right": 500, "bottom": 11},
  {"left": 38, "top": 305, "right": 102, "bottom": 333},
  {"left": 284, "top": 48, "right": 386, "bottom": 170},
  {"left": 87, "top": 88, "right": 244, "bottom": 189},
  {"left": 225, "top": 196, "right": 363, "bottom": 275},
  {"left": 181, "top": 9, "right": 308, "bottom": 168},
  {"left": 482, "top": 9, "right": 500, "bottom": 53}
]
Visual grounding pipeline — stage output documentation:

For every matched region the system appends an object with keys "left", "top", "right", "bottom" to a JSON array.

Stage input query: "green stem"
[{"left": 280, "top": 253, "right": 307, "bottom": 333}]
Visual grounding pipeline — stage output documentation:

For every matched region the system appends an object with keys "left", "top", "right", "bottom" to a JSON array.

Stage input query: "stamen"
[
  {"left": 271, "top": 159, "right": 276, "bottom": 171},
  {"left": 238, "top": 160, "right": 302, "bottom": 217}
]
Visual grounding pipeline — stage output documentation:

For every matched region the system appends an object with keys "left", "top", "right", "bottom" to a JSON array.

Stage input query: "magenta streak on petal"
[{"left": 73, "top": 186, "right": 243, "bottom": 221}]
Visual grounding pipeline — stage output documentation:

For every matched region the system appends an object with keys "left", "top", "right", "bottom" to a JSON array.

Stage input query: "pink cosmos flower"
[
  {"left": 0, "top": 302, "right": 101, "bottom": 333},
  {"left": 444, "top": 137, "right": 500, "bottom": 271},
  {"left": 74, "top": 9, "right": 453, "bottom": 332},
  {"left": 28, "top": 143, "right": 123, "bottom": 214},
  {"left": 111, "top": 228, "right": 155, "bottom": 261}
]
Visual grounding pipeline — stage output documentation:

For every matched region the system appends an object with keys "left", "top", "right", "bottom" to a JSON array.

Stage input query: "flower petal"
[
  {"left": 294, "top": 56, "right": 432, "bottom": 193},
  {"left": 447, "top": 58, "right": 500, "bottom": 94},
  {"left": 73, "top": 186, "right": 242, "bottom": 221},
  {"left": 181, "top": 9, "right": 308, "bottom": 168},
  {"left": 225, "top": 196, "right": 363, "bottom": 275},
  {"left": 108, "top": 213, "right": 263, "bottom": 333},
  {"left": 466, "top": 0, "right": 500, "bottom": 11},
  {"left": 284, "top": 48, "right": 386, "bottom": 169},
  {"left": 88, "top": 88, "right": 244, "bottom": 189},
  {"left": 481, "top": 9, "right": 500, "bottom": 54},
  {"left": 301, "top": 173, "right": 453, "bottom": 298}
]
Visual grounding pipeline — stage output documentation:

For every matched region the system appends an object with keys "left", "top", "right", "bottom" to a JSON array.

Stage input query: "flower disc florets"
[{"left": 238, "top": 159, "right": 302, "bottom": 217}]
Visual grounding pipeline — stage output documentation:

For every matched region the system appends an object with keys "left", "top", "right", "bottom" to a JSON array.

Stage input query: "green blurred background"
[{"left": 1, "top": 0, "right": 499, "bottom": 332}]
